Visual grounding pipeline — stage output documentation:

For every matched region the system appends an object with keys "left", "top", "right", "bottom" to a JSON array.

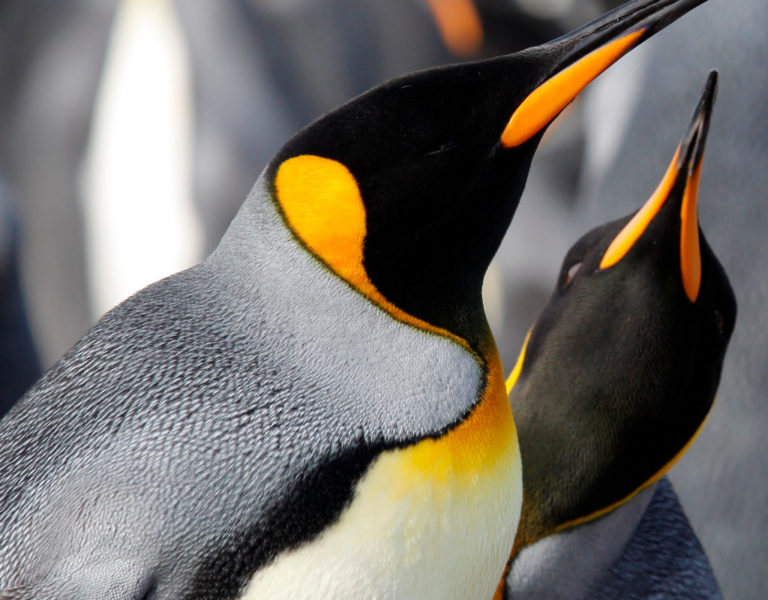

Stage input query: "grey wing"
[{"left": 0, "top": 265, "right": 379, "bottom": 599}]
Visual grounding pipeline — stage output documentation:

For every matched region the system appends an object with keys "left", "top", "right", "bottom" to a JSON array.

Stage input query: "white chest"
[{"left": 240, "top": 417, "right": 522, "bottom": 600}]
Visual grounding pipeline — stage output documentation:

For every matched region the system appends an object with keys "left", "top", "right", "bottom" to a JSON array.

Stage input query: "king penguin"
[
  {"left": 0, "top": 1, "right": 710, "bottom": 598},
  {"left": 498, "top": 71, "right": 736, "bottom": 599}
]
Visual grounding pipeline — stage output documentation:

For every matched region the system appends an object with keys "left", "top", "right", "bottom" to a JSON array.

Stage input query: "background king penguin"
[{"left": 0, "top": 1, "right": 709, "bottom": 598}]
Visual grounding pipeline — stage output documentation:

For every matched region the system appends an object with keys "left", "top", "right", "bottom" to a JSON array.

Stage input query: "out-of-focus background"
[{"left": 0, "top": 1, "right": 764, "bottom": 597}]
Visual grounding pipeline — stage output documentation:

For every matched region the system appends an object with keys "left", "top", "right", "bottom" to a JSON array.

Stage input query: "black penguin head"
[
  {"left": 265, "top": 0, "right": 709, "bottom": 352},
  {"left": 510, "top": 71, "right": 736, "bottom": 548}
]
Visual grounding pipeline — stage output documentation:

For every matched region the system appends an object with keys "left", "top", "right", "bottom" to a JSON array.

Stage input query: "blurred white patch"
[{"left": 81, "top": 0, "right": 202, "bottom": 318}]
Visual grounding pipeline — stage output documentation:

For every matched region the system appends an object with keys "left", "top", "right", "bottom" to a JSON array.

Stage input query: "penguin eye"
[{"left": 563, "top": 262, "right": 582, "bottom": 288}]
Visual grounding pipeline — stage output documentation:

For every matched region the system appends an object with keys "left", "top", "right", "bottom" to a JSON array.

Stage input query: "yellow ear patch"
[
  {"left": 275, "top": 154, "right": 467, "bottom": 346},
  {"left": 425, "top": 0, "right": 484, "bottom": 57},
  {"left": 276, "top": 155, "right": 369, "bottom": 291}
]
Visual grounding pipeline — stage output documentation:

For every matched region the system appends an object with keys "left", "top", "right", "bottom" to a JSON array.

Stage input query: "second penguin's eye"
[{"left": 564, "top": 262, "right": 582, "bottom": 288}]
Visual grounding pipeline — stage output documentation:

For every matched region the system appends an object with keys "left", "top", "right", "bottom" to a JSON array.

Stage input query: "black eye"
[
  {"left": 714, "top": 310, "right": 725, "bottom": 334},
  {"left": 563, "top": 262, "right": 582, "bottom": 288}
]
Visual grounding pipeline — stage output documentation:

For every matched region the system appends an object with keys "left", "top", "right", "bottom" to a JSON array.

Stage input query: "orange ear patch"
[
  {"left": 501, "top": 29, "right": 644, "bottom": 149},
  {"left": 275, "top": 155, "right": 370, "bottom": 291},
  {"left": 274, "top": 154, "right": 468, "bottom": 346}
]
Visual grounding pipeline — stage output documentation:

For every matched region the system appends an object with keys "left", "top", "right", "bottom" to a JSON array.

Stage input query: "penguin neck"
[
  {"left": 210, "top": 178, "right": 523, "bottom": 600},
  {"left": 360, "top": 146, "right": 536, "bottom": 355},
  {"left": 511, "top": 422, "right": 645, "bottom": 553},
  {"left": 216, "top": 171, "right": 498, "bottom": 359},
  {"left": 506, "top": 485, "right": 655, "bottom": 600},
  {"left": 205, "top": 175, "right": 496, "bottom": 448},
  {"left": 208, "top": 176, "right": 288, "bottom": 280}
]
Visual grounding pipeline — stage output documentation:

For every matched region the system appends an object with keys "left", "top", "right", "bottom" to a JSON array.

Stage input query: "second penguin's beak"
[
  {"left": 600, "top": 70, "right": 719, "bottom": 303},
  {"left": 501, "top": 0, "right": 709, "bottom": 148}
]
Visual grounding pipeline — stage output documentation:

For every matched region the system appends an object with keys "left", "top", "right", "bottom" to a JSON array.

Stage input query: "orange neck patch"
[
  {"left": 505, "top": 328, "right": 532, "bottom": 395},
  {"left": 401, "top": 349, "right": 517, "bottom": 480},
  {"left": 274, "top": 154, "right": 468, "bottom": 348}
]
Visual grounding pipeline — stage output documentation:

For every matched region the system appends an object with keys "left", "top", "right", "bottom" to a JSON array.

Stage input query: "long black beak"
[
  {"left": 551, "top": 0, "right": 709, "bottom": 62},
  {"left": 600, "top": 71, "right": 718, "bottom": 302},
  {"left": 502, "top": 0, "right": 710, "bottom": 147},
  {"left": 678, "top": 70, "right": 717, "bottom": 174}
]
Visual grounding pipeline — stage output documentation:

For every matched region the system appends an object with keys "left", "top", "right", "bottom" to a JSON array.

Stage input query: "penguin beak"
[
  {"left": 501, "top": 0, "right": 709, "bottom": 148},
  {"left": 600, "top": 70, "right": 718, "bottom": 303}
]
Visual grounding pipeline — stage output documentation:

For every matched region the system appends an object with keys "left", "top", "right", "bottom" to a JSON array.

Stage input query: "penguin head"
[
  {"left": 509, "top": 71, "right": 736, "bottom": 548},
  {"left": 265, "top": 0, "right": 709, "bottom": 352}
]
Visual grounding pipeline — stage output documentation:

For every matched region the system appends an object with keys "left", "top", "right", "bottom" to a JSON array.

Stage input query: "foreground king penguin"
[
  {"left": 499, "top": 72, "right": 735, "bottom": 599},
  {"left": 0, "top": 1, "right": 710, "bottom": 598}
]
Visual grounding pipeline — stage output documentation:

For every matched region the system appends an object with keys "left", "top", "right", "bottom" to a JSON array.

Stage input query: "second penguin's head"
[{"left": 508, "top": 70, "right": 737, "bottom": 549}]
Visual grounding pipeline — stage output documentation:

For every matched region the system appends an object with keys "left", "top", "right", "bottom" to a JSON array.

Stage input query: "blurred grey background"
[{"left": 0, "top": 0, "right": 764, "bottom": 597}]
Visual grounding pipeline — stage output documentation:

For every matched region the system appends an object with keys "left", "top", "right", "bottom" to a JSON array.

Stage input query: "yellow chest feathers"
[{"left": 242, "top": 356, "right": 522, "bottom": 600}]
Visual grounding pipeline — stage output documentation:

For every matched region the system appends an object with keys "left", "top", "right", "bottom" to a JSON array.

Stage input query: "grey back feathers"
[
  {"left": 507, "top": 486, "right": 654, "bottom": 599},
  {"left": 506, "top": 479, "right": 722, "bottom": 599},
  {"left": 591, "top": 479, "right": 722, "bottom": 599},
  {"left": 0, "top": 176, "right": 482, "bottom": 598}
]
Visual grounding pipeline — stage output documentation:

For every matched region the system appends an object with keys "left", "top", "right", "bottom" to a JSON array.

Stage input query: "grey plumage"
[
  {"left": 506, "top": 480, "right": 722, "bottom": 600},
  {"left": 591, "top": 478, "right": 723, "bottom": 599},
  {"left": 507, "top": 486, "right": 655, "bottom": 599},
  {"left": 0, "top": 178, "right": 481, "bottom": 597}
]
